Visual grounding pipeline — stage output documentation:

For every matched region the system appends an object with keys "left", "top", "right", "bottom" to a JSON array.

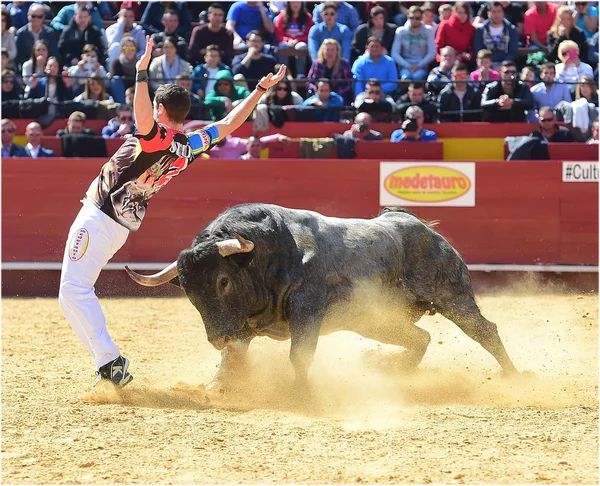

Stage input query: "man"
[
  {"left": 530, "top": 106, "right": 574, "bottom": 142},
  {"left": 352, "top": 37, "right": 398, "bottom": 97},
  {"left": 308, "top": 2, "right": 352, "bottom": 61},
  {"left": 101, "top": 104, "right": 136, "bottom": 139},
  {"left": 473, "top": 2, "right": 519, "bottom": 71},
  {"left": 105, "top": 7, "right": 146, "bottom": 67},
  {"left": 438, "top": 63, "right": 482, "bottom": 122},
  {"left": 574, "top": 1, "right": 599, "bottom": 40},
  {"left": 342, "top": 112, "right": 383, "bottom": 141},
  {"left": 14, "top": 3, "right": 58, "bottom": 71},
  {"left": 302, "top": 78, "right": 344, "bottom": 122},
  {"left": 529, "top": 62, "right": 572, "bottom": 121},
  {"left": 312, "top": 1, "right": 360, "bottom": 31},
  {"left": 192, "top": 44, "right": 230, "bottom": 100},
  {"left": 481, "top": 61, "right": 534, "bottom": 122},
  {"left": 204, "top": 69, "right": 251, "bottom": 121},
  {"left": 240, "top": 135, "right": 263, "bottom": 159},
  {"left": 473, "top": 1, "right": 524, "bottom": 40},
  {"left": 150, "top": 9, "right": 189, "bottom": 61},
  {"left": 226, "top": 1, "right": 274, "bottom": 50},
  {"left": 16, "top": 121, "right": 55, "bottom": 157},
  {"left": 1, "top": 118, "right": 24, "bottom": 157},
  {"left": 524, "top": 1, "right": 558, "bottom": 52},
  {"left": 426, "top": 45, "right": 457, "bottom": 96},
  {"left": 175, "top": 73, "right": 204, "bottom": 112},
  {"left": 50, "top": 1, "right": 104, "bottom": 33},
  {"left": 58, "top": 35, "right": 286, "bottom": 388},
  {"left": 587, "top": 119, "right": 599, "bottom": 144},
  {"left": 58, "top": 4, "right": 106, "bottom": 66},
  {"left": 390, "top": 105, "right": 438, "bottom": 142},
  {"left": 56, "top": 111, "right": 96, "bottom": 136},
  {"left": 140, "top": 2, "right": 192, "bottom": 39},
  {"left": 210, "top": 133, "right": 290, "bottom": 159},
  {"left": 396, "top": 82, "right": 438, "bottom": 123},
  {"left": 232, "top": 31, "right": 277, "bottom": 91},
  {"left": 189, "top": 3, "right": 233, "bottom": 66},
  {"left": 354, "top": 79, "right": 396, "bottom": 117},
  {"left": 391, "top": 6, "right": 436, "bottom": 81}
]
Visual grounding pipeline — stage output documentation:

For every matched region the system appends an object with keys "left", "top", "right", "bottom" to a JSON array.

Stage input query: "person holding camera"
[
  {"left": 101, "top": 104, "right": 136, "bottom": 139},
  {"left": 342, "top": 112, "right": 383, "bottom": 140},
  {"left": 390, "top": 105, "right": 438, "bottom": 142}
]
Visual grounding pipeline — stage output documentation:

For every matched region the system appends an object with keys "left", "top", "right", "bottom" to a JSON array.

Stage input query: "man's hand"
[
  {"left": 29, "top": 74, "right": 38, "bottom": 89},
  {"left": 118, "top": 123, "right": 133, "bottom": 136},
  {"left": 277, "top": 134, "right": 291, "bottom": 145},
  {"left": 136, "top": 35, "right": 154, "bottom": 71},
  {"left": 558, "top": 24, "right": 567, "bottom": 37},
  {"left": 409, "top": 65, "right": 420, "bottom": 73},
  {"left": 257, "top": 64, "right": 286, "bottom": 90},
  {"left": 308, "top": 98, "right": 323, "bottom": 106},
  {"left": 62, "top": 70, "right": 72, "bottom": 88}
]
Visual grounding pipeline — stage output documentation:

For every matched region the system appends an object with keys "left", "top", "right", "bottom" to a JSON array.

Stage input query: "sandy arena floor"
[{"left": 2, "top": 279, "right": 598, "bottom": 484}]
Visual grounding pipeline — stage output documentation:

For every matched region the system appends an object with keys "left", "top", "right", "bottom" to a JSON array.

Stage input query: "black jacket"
[
  {"left": 438, "top": 85, "right": 482, "bottom": 122},
  {"left": 58, "top": 21, "right": 106, "bottom": 66},
  {"left": 351, "top": 22, "right": 397, "bottom": 63},
  {"left": 547, "top": 27, "right": 588, "bottom": 63},
  {"left": 396, "top": 93, "right": 439, "bottom": 123},
  {"left": 481, "top": 80, "right": 534, "bottom": 122},
  {"left": 14, "top": 24, "right": 58, "bottom": 70},
  {"left": 530, "top": 126, "right": 574, "bottom": 143}
]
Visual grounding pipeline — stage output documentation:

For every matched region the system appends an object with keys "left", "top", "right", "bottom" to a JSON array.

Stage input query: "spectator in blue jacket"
[
  {"left": 473, "top": 2, "right": 518, "bottom": 71},
  {"left": 312, "top": 1, "right": 360, "bottom": 31},
  {"left": 352, "top": 36, "right": 398, "bottom": 96},
  {"left": 140, "top": 1, "right": 192, "bottom": 39},
  {"left": 14, "top": 3, "right": 57, "bottom": 71},
  {"left": 15, "top": 121, "right": 55, "bottom": 157},
  {"left": 308, "top": 2, "right": 352, "bottom": 61},
  {"left": 192, "top": 44, "right": 230, "bottom": 99},
  {"left": 529, "top": 62, "right": 572, "bottom": 121},
  {"left": 50, "top": 2, "right": 105, "bottom": 33},
  {"left": 302, "top": 78, "right": 344, "bottom": 121},
  {"left": 226, "top": 1, "right": 275, "bottom": 50},
  {"left": 391, "top": 105, "right": 438, "bottom": 142},
  {"left": 102, "top": 104, "right": 136, "bottom": 139}
]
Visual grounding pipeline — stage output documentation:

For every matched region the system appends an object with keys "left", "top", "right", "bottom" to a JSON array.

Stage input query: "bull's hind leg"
[{"left": 436, "top": 296, "right": 518, "bottom": 375}]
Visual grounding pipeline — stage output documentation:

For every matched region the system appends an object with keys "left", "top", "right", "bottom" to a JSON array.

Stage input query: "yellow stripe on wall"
[{"left": 440, "top": 137, "right": 505, "bottom": 161}]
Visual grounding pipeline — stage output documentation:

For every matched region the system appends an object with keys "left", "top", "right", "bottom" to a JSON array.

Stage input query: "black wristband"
[
  {"left": 136, "top": 70, "right": 149, "bottom": 83},
  {"left": 256, "top": 84, "right": 267, "bottom": 93}
]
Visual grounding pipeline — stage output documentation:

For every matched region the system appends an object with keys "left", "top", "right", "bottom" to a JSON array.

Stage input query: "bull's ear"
[{"left": 230, "top": 252, "right": 254, "bottom": 269}]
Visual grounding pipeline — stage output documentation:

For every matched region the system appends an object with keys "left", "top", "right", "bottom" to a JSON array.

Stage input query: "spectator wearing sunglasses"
[
  {"left": 308, "top": 2, "right": 352, "bottom": 62},
  {"left": 14, "top": 4, "right": 58, "bottom": 71},
  {"left": 312, "top": 1, "right": 360, "bottom": 31},
  {"left": 1, "top": 119, "right": 23, "bottom": 157},
  {"left": 530, "top": 106, "right": 574, "bottom": 142},
  {"left": 354, "top": 78, "right": 397, "bottom": 114},
  {"left": 102, "top": 104, "right": 136, "bottom": 139},
  {"left": 258, "top": 79, "right": 303, "bottom": 106},
  {"left": 1, "top": 69, "right": 23, "bottom": 101},
  {"left": 573, "top": 1, "right": 599, "bottom": 40},
  {"left": 438, "top": 63, "right": 482, "bottom": 122},
  {"left": 481, "top": 60, "right": 533, "bottom": 122}
]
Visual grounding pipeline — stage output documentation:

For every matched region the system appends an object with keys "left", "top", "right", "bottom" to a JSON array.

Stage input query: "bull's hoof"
[{"left": 205, "top": 380, "right": 228, "bottom": 398}]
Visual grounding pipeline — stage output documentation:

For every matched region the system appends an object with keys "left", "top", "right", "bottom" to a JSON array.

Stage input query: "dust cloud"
[{"left": 81, "top": 274, "right": 598, "bottom": 428}]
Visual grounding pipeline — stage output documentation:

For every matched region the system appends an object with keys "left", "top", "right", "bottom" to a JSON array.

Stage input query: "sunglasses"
[
  {"left": 539, "top": 117, "right": 554, "bottom": 122},
  {"left": 2, "top": 79, "right": 15, "bottom": 84},
  {"left": 503, "top": 70, "right": 517, "bottom": 75},
  {"left": 408, "top": 16, "right": 422, "bottom": 20},
  {"left": 276, "top": 86, "right": 289, "bottom": 91},
  {"left": 120, "top": 116, "right": 133, "bottom": 121},
  {"left": 367, "top": 90, "right": 381, "bottom": 95},
  {"left": 2, "top": 128, "right": 14, "bottom": 133},
  {"left": 122, "top": 46, "right": 136, "bottom": 52},
  {"left": 29, "top": 14, "right": 44, "bottom": 19},
  {"left": 453, "top": 73, "right": 468, "bottom": 80}
]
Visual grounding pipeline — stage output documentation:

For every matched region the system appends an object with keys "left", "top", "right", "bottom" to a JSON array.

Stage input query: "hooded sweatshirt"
[
  {"left": 204, "top": 70, "right": 251, "bottom": 121},
  {"left": 435, "top": 12, "right": 475, "bottom": 62}
]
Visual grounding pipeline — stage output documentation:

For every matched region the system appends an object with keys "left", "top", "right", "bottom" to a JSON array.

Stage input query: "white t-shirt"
[
  {"left": 489, "top": 24, "right": 504, "bottom": 44},
  {"left": 205, "top": 67, "right": 220, "bottom": 94}
]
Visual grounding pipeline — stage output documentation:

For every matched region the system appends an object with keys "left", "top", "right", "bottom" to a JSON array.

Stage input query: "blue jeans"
[
  {"left": 110, "top": 77, "right": 126, "bottom": 104},
  {"left": 277, "top": 41, "right": 308, "bottom": 76},
  {"left": 400, "top": 68, "right": 428, "bottom": 81}
]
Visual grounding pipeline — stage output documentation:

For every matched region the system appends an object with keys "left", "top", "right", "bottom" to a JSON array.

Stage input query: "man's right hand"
[{"left": 136, "top": 35, "right": 154, "bottom": 71}]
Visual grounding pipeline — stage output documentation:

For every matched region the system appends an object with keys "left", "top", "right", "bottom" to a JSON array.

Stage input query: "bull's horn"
[
  {"left": 217, "top": 233, "right": 255, "bottom": 257},
  {"left": 125, "top": 261, "right": 178, "bottom": 287}
]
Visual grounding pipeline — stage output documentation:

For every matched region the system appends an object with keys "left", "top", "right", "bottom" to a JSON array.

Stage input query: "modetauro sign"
[{"left": 380, "top": 162, "right": 476, "bottom": 207}]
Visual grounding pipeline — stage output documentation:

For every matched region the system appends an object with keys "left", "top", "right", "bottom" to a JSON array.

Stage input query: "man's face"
[
  {"left": 247, "top": 138, "right": 262, "bottom": 158},
  {"left": 408, "top": 10, "right": 422, "bottom": 27},
  {"left": 370, "top": 13, "right": 384, "bottom": 29},
  {"left": 408, "top": 111, "right": 425, "bottom": 129},
  {"left": 422, "top": 10, "right": 435, "bottom": 25},
  {"left": 118, "top": 110, "right": 133, "bottom": 125},
  {"left": 540, "top": 67, "right": 556, "bottom": 83},
  {"left": 208, "top": 8, "right": 224, "bottom": 26},
  {"left": 205, "top": 50, "right": 221, "bottom": 67},
  {"left": 26, "top": 123, "right": 42, "bottom": 144},
  {"left": 408, "top": 87, "right": 424, "bottom": 103},
  {"left": 440, "top": 48, "right": 456, "bottom": 69},
  {"left": 177, "top": 79, "right": 191, "bottom": 91},
  {"left": 121, "top": 9, "right": 135, "bottom": 28},
  {"left": 316, "top": 82, "right": 331, "bottom": 101},
  {"left": 216, "top": 79, "right": 232, "bottom": 95},
  {"left": 365, "top": 84, "right": 381, "bottom": 100},
  {"left": 366, "top": 41, "right": 383, "bottom": 59},
  {"left": 575, "top": 2, "right": 589, "bottom": 14},
  {"left": 538, "top": 110, "right": 555, "bottom": 130},
  {"left": 2, "top": 75, "right": 16, "bottom": 92},
  {"left": 1, "top": 123, "right": 15, "bottom": 145},
  {"left": 322, "top": 8, "right": 337, "bottom": 26},
  {"left": 247, "top": 34, "right": 264, "bottom": 51},
  {"left": 592, "top": 122, "right": 599, "bottom": 140},
  {"left": 28, "top": 6, "right": 44, "bottom": 28},
  {"left": 68, "top": 120, "right": 84, "bottom": 134},
  {"left": 75, "top": 10, "right": 91, "bottom": 29},
  {"left": 501, "top": 65, "right": 517, "bottom": 89},
  {"left": 452, "top": 70, "right": 469, "bottom": 90},
  {"left": 163, "top": 13, "right": 179, "bottom": 34},
  {"left": 489, "top": 5, "right": 504, "bottom": 24}
]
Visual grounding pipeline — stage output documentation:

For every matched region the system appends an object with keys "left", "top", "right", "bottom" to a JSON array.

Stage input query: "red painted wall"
[{"left": 2, "top": 158, "right": 597, "bottom": 268}]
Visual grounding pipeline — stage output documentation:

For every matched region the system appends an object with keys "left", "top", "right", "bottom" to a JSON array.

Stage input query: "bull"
[{"left": 126, "top": 203, "right": 518, "bottom": 392}]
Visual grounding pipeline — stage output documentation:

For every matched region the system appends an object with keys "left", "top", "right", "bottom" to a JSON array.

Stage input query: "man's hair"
[
  {"left": 163, "top": 8, "right": 178, "bottom": 18},
  {"left": 323, "top": 2, "right": 338, "bottom": 12},
  {"left": 422, "top": 2, "right": 436, "bottom": 14},
  {"left": 82, "top": 44, "right": 98, "bottom": 55},
  {"left": 1, "top": 118, "right": 16, "bottom": 130},
  {"left": 208, "top": 3, "right": 223, "bottom": 13},
  {"left": 316, "top": 78, "right": 331, "bottom": 88},
  {"left": 369, "top": 6, "right": 385, "bottom": 17},
  {"left": 487, "top": 1, "right": 504, "bottom": 11},
  {"left": 175, "top": 73, "right": 191, "bottom": 81},
  {"left": 246, "top": 30, "right": 263, "bottom": 41},
  {"left": 76, "top": 4, "right": 93, "bottom": 14},
  {"left": 438, "top": 4, "right": 452, "bottom": 15},
  {"left": 366, "top": 78, "right": 381, "bottom": 88},
  {"left": 119, "top": 6, "right": 134, "bottom": 16},
  {"left": 501, "top": 60, "right": 517, "bottom": 70},
  {"left": 1, "top": 48, "right": 8, "bottom": 58},
  {"left": 477, "top": 48, "right": 493, "bottom": 60},
  {"left": 452, "top": 62, "right": 469, "bottom": 73},
  {"left": 206, "top": 44, "right": 221, "bottom": 54},
  {"left": 538, "top": 106, "right": 553, "bottom": 117},
  {"left": 406, "top": 105, "right": 424, "bottom": 117},
  {"left": 408, "top": 82, "right": 425, "bottom": 91},
  {"left": 68, "top": 111, "right": 86, "bottom": 122},
  {"left": 441, "top": 45, "right": 457, "bottom": 56},
  {"left": 116, "top": 104, "right": 133, "bottom": 115},
  {"left": 366, "top": 36, "right": 383, "bottom": 46},
  {"left": 125, "top": 86, "right": 135, "bottom": 97},
  {"left": 408, "top": 5, "right": 422, "bottom": 16},
  {"left": 154, "top": 84, "right": 191, "bottom": 123},
  {"left": 540, "top": 62, "right": 556, "bottom": 72}
]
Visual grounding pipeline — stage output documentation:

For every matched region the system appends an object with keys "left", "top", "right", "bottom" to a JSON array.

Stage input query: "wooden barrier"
[{"left": 503, "top": 142, "right": 600, "bottom": 161}]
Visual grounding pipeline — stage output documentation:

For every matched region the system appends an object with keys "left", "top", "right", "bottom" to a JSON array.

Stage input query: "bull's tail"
[{"left": 378, "top": 207, "right": 439, "bottom": 228}]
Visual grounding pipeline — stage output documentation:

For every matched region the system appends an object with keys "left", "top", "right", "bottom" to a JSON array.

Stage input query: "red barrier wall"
[{"left": 3, "top": 158, "right": 597, "bottom": 268}]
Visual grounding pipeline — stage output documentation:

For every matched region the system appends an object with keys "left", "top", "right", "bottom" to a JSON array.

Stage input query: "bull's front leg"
[{"left": 206, "top": 338, "right": 252, "bottom": 396}]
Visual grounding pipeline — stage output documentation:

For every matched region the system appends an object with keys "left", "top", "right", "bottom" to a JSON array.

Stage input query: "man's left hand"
[
  {"left": 136, "top": 35, "right": 155, "bottom": 72},
  {"left": 257, "top": 65, "right": 287, "bottom": 90}
]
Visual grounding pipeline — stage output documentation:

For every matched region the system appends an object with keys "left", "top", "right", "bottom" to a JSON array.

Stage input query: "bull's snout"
[{"left": 209, "top": 335, "right": 233, "bottom": 351}]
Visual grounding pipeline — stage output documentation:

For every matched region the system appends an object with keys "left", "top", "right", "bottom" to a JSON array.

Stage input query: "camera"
[
  {"left": 403, "top": 114, "right": 418, "bottom": 132},
  {"left": 358, "top": 123, "right": 369, "bottom": 133}
]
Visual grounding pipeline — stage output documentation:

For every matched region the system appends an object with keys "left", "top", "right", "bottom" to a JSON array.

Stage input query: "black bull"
[{"left": 126, "top": 203, "right": 518, "bottom": 391}]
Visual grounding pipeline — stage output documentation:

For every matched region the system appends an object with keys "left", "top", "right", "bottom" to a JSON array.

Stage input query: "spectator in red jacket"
[
  {"left": 274, "top": 1, "right": 313, "bottom": 77},
  {"left": 435, "top": 2, "right": 475, "bottom": 65}
]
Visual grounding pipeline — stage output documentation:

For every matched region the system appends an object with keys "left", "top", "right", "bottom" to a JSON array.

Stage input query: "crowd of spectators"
[{"left": 1, "top": 0, "right": 599, "bottom": 156}]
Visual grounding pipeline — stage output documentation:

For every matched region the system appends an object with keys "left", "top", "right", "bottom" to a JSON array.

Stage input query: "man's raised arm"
[{"left": 133, "top": 35, "right": 155, "bottom": 137}]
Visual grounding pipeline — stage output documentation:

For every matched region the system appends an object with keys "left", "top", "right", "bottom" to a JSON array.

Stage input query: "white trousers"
[{"left": 58, "top": 201, "right": 129, "bottom": 370}]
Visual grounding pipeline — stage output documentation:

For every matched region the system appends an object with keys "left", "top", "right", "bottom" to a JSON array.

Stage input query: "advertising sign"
[
  {"left": 562, "top": 162, "right": 599, "bottom": 182},
  {"left": 380, "top": 162, "right": 476, "bottom": 207}
]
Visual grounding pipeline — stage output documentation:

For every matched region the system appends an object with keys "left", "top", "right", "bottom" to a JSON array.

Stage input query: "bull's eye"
[{"left": 218, "top": 276, "right": 230, "bottom": 294}]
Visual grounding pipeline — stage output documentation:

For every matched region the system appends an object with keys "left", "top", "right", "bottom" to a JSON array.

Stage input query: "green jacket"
[{"left": 204, "top": 70, "right": 251, "bottom": 121}]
